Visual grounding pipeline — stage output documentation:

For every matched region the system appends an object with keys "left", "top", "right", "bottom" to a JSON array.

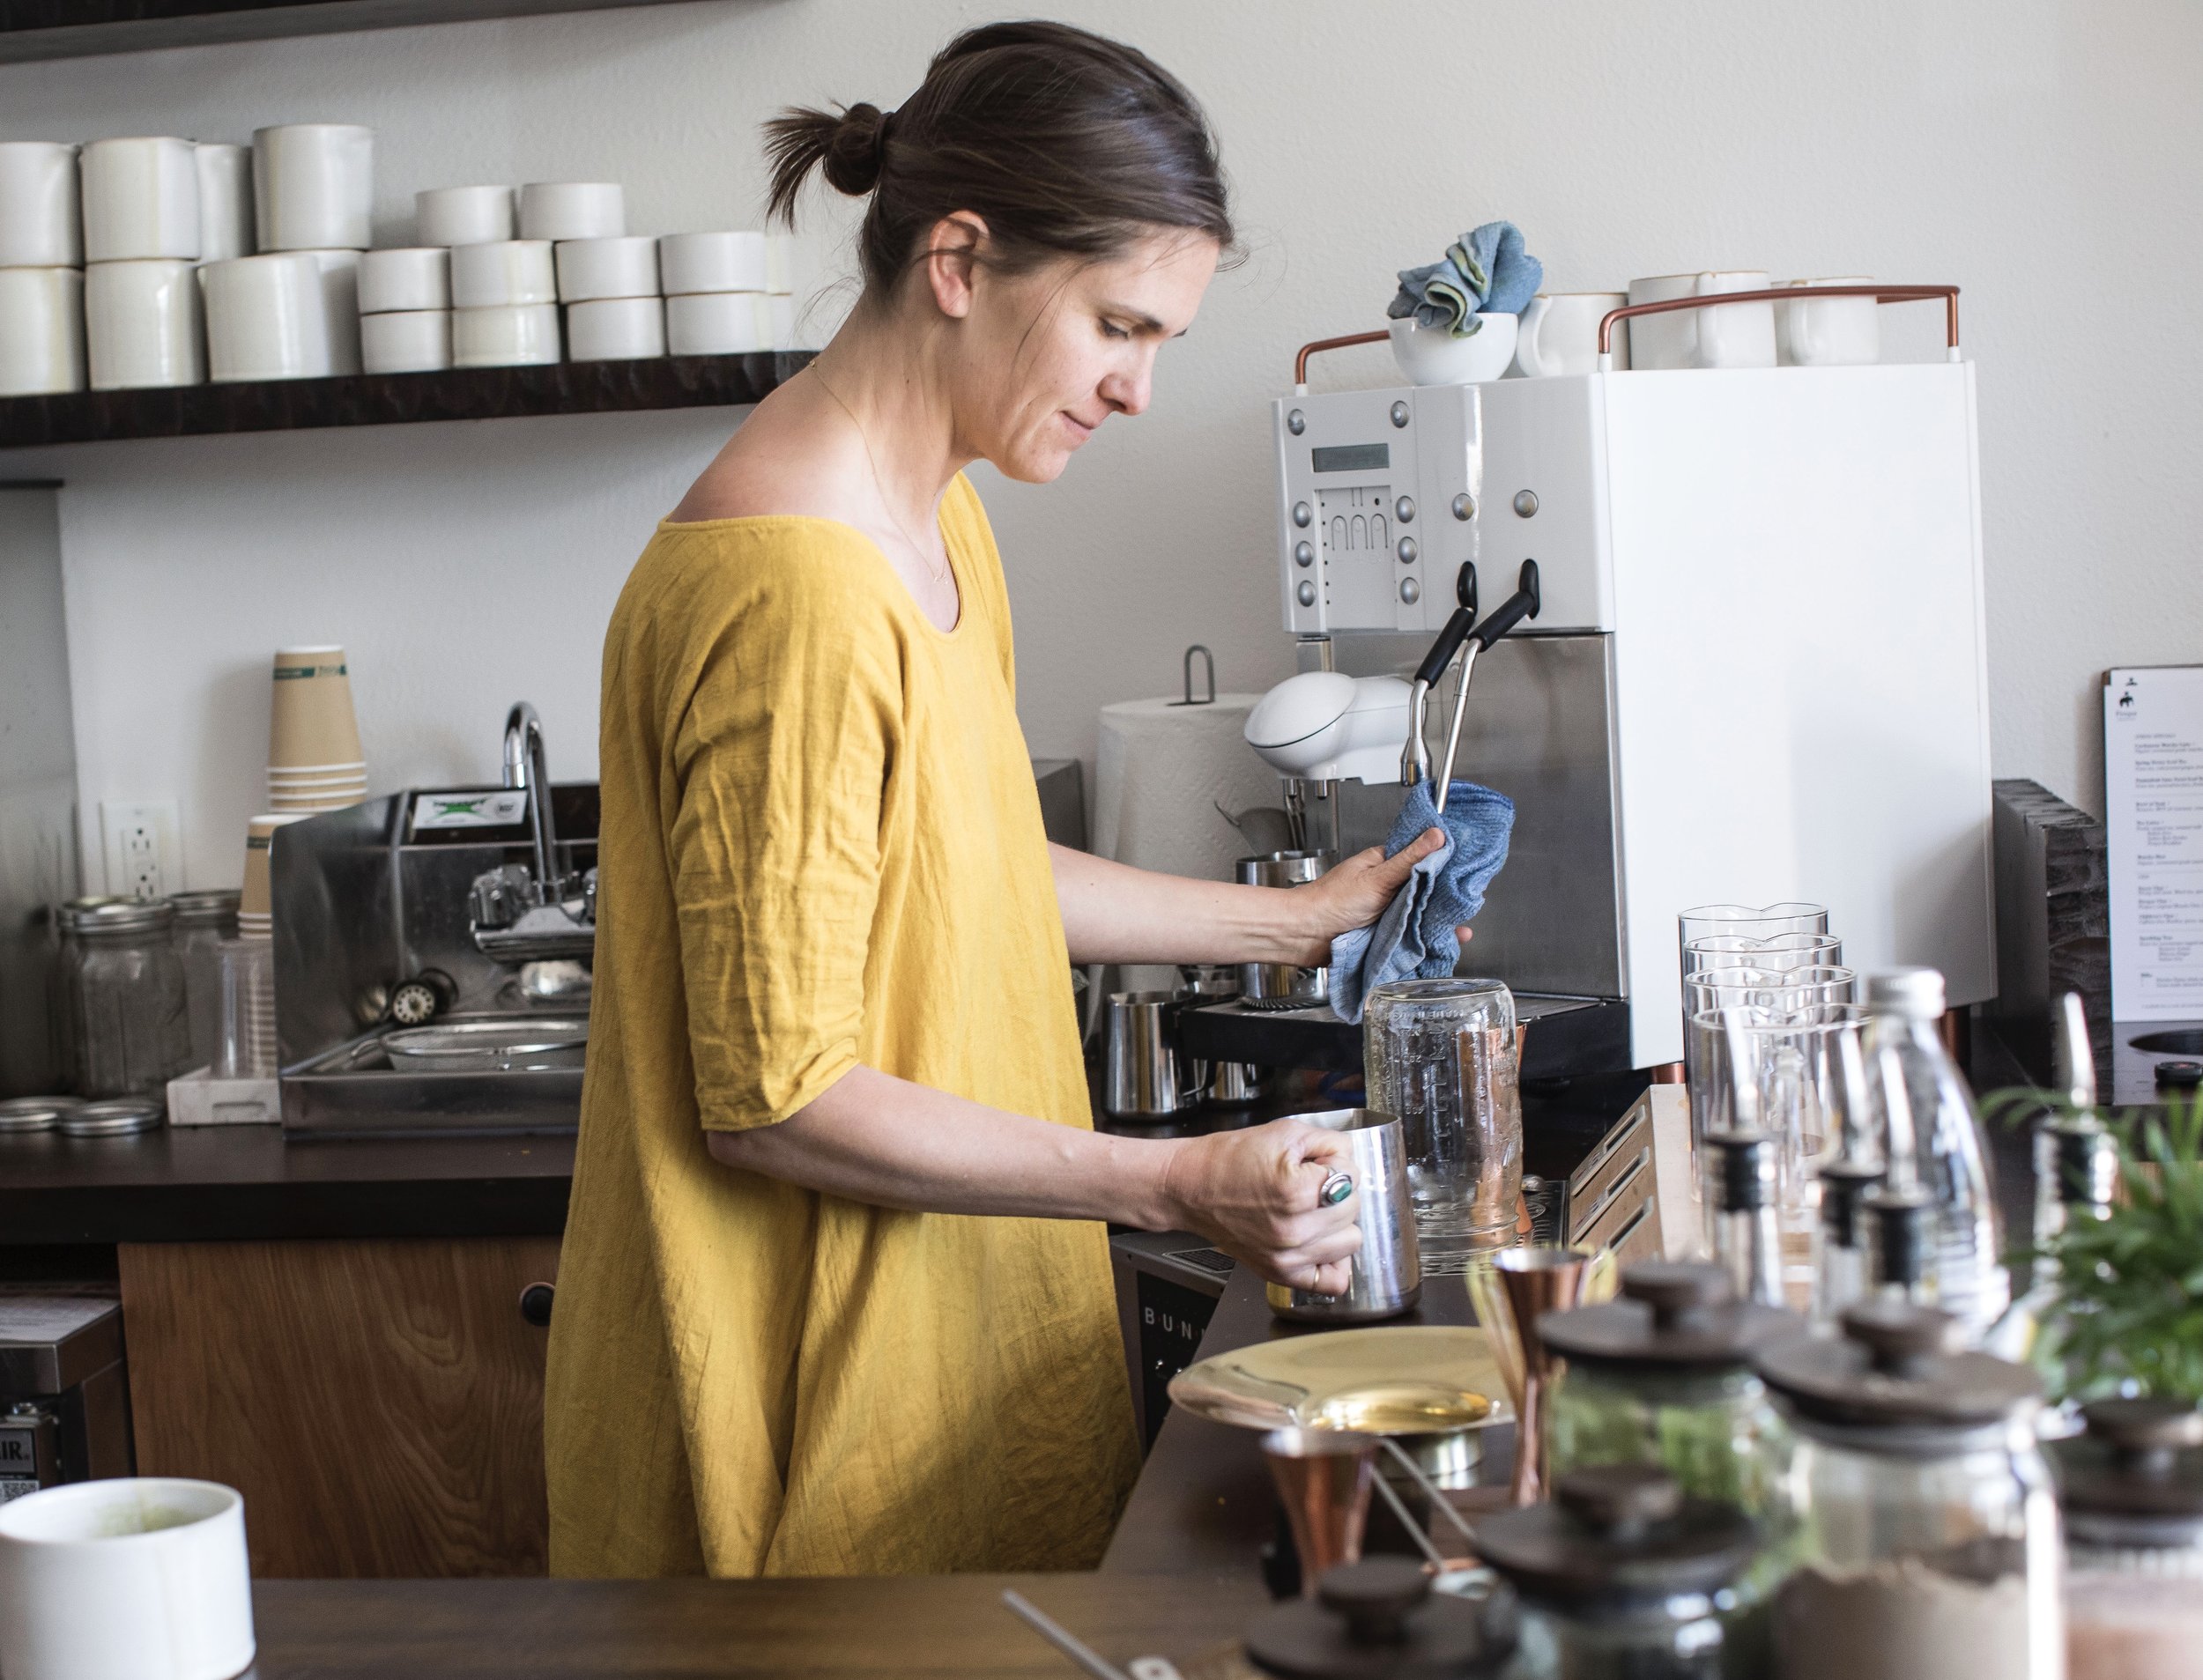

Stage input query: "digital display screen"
[{"left": 1310, "top": 442, "right": 1390, "bottom": 474}]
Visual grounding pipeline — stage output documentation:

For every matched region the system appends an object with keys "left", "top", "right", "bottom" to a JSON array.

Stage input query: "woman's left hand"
[{"left": 1285, "top": 828, "right": 1468, "bottom": 965}]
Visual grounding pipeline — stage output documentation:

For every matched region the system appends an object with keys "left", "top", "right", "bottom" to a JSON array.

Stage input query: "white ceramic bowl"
[
  {"left": 449, "top": 240, "right": 555, "bottom": 308},
  {"left": 1388, "top": 313, "right": 1520, "bottom": 387},
  {"left": 658, "top": 231, "right": 767, "bottom": 296},
  {"left": 554, "top": 235, "right": 658, "bottom": 302},
  {"left": 358, "top": 248, "right": 449, "bottom": 315},
  {"left": 665, "top": 291, "right": 768, "bottom": 356},
  {"left": 360, "top": 308, "right": 451, "bottom": 374},
  {"left": 518, "top": 181, "right": 623, "bottom": 242},
  {"left": 566, "top": 295, "right": 664, "bottom": 361},
  {"left": 415, "top": 185, "right": 514, "bottom": 248},
  {"left": 453, "top": 302, "right": 560, "bottom": 367}
]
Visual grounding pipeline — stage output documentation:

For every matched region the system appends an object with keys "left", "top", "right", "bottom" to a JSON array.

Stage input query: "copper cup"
[
  {"left": 1260, "top": 1426, "right": 1376, "bottom": 1595},
  {"left": 1489, "top": 1246, "right": 1593, "bottom": 1506}
]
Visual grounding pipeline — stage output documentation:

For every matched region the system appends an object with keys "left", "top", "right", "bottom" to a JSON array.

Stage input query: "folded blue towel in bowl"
[
  {"left": 1388, "top": 222, "right": 1544, "bottom": 336},
  {"left": 1327, "top": 779, "right": 1515, "bottom": 1025}
]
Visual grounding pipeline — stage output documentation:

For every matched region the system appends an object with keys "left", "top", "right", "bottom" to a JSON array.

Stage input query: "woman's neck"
[{"left": 807, "top": 300, "right": 972, "bottom": 543}]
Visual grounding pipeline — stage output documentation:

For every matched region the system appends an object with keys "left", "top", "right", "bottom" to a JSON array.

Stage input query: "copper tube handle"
[
  {"left": 1293, "top": 329, "right": 1389, "bottom": 386},
  {"left": 1596, "top": 284, "right": 1960, "bottom": 356}
]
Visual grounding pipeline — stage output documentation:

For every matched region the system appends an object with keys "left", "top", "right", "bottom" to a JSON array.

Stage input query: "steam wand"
[{"left": 1434, "top": 561, "right": 1540, "bottom": 815}]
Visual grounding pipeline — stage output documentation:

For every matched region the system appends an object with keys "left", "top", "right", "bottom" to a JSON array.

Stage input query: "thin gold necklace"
[{"left": 809, "top": 365, "right": 950, "bottom": 585}]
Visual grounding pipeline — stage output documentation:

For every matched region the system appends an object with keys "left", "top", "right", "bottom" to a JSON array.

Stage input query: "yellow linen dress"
[{"left": 544, "top": 475, "right": 1139, "bottom": 1577}]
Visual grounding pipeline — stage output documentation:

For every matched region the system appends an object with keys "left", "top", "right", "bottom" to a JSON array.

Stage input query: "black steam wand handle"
[
  {"left": 1470, "top": 560, "right": 1541, "bottom": 650},
  {"left": 1411, "top": 562, "right": 1480, "bottom": 688}
]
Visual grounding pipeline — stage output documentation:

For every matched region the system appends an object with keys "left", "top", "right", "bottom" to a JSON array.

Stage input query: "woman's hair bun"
[
  {"left": 763, "top": 100, "right": 894, "bottom": 222},
  {"left": 821, "top": 102, "right": 891, "bottom": 196}
]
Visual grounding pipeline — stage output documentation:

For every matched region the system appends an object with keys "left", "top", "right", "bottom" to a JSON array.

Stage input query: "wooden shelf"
[
  {"left": 0, "top": 352, "right": 811, "bottom": 447},
  {"left": 0, "top": 1, "right": 701, "bottom": 63}
]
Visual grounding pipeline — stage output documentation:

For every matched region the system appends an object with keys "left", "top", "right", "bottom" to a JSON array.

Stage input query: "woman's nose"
[{"left": 1100, "top": 361, "right": 1151, "bottom": 417}]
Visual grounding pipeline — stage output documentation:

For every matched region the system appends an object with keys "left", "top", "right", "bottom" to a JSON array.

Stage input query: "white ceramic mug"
[
  {"left": 452, "top": 302, "right": 561, "bottom": 366},
  {"left": 567, "top": 295, "right": 665, "bottom": 361},
  {"left": 80, "top": 137, "right": 200, "bottom": 263},
  {"left": 1388, "top": 312, "right": 1519, "bottom": 387},
  {"left": 1627, "top": 270, "right": 1776, "bottom": 370},
  {"left": 658, "top": 231, "right": 767, "bottom": 296},
  {"left": 518, "top": 181, "right": 624, "bottom": 242},
  {"left": 1778, "top": 276, "right": 1880, "bottom": 366},
  {"left": 667, "top": 290, "right": 770, "bottom": 355},
  {"left": 361, "top": 308, "right": 451, "bottom": 374},
  {"left": 0, "top": 1478, "right": 255, "bottom": 1680},
  {"left": 252, "top": 124, "right": 373, "bottom": 252},
  {"left": 450, "top": 240, "right": 557, "bottom": 308},
  {"left": 0, "top": 266, "right": 86, "bottom": 396},
  {"left": 555, "top": 235, "right": 660, "bottom": 302},
  {"left": 415, "top": 184, "right": 514, "bottom": 248},
  {"left": 192, "top": 143, "right": 255, "bottom": 262},
  {"left": 0, "top": 141, "right": 82, "bottom": 268},
  {"left": 358, "top": 247, "right": 449, "bottom": 315},
  {"left": 85, "top": 258, "right": 205, "bottom": 389},
  {"left": 203, "top": 252, "right": 333, "bottom": 381},
  {"left": 1512, "top": 292, "right": 1628, "bottom": 377},
  {"left": 298, "top": 248, "right": 362, "bottom": 374}
]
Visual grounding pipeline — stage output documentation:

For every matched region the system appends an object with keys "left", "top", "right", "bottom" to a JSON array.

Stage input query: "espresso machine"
[{"left": 1191, "top": 288, "right": 1996, "bottom": 1080}]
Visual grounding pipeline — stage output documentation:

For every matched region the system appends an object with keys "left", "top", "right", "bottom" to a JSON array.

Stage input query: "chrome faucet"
[
  {"left": 471, "top": 702, "right": 595, "bottom": 963},
  {"left": 503, "top": 701, "right": 562, "bottom": 904}
]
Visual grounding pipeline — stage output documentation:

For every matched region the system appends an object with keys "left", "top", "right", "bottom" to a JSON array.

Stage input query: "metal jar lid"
[
  {"left": 2053, "top": 1399, "right": 2203, "bottom": 1547},
  {"left": 1243, "top": 1558, "right": 1520, "bottom": 1679},
  {"left": 60, "top": 1098, "right": 166, "bottom": 1136},
  {"left": 1472, "top": 1465, "right": 1759, "bottom": 1608},
  {"left": 0, "top": 1097, "right": 75, "bottom": 1134},
  {"left": 168, "top": 888, "right": 242, "bottom": 928},
  {"left": 1539, "top": 1261, "right": 1804, "bottom": 1372},
  {"left": 66, "top": 899, "right": 175, "bottom": 937},
  {"left": 1754, "top": 1299, "right": 2040, "bottom": 1432}
]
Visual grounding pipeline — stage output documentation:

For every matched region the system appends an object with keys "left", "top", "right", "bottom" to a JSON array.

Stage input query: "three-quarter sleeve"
[{"left": 666, "top": 555, "right": 903, "bottom": 1131}]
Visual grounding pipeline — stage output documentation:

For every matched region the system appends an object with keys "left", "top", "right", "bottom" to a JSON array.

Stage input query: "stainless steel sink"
[{"left": 281, "top": 1014, "right": 586, "bottom": 1137}]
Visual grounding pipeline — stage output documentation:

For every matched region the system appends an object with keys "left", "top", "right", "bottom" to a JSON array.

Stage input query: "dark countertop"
[{"left": 0, "top": 1124, "right": 572, "bottom": 1244}]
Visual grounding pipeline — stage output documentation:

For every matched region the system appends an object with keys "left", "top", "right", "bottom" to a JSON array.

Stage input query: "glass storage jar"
[
  {"left": 1362, "top": 976, "right": 1522, "bottom": 1270},
  {"left": 1755, "top": 1299, "right": 2062, "bottom": 1680},
  {"left": 48, "top": 896, "right": 127, "bottom": 1094},
  {"left": 1474, "top": 1464, "right": 1760, "bottom": 1680},
  {"left": 169, "top": 888, "right": 241, "bottom": 1075},
  {"left": 2053, "top": 1398, "right": 2203, "bottom": 1680},
  {"left": 71, "top": 899, "right": 191, "bottom": 1099}
]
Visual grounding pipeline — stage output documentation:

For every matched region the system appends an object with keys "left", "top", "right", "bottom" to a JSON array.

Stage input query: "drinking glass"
[
  {"left": 1683, "top": 930, "right": 1842, "bottom": 977},
  {"left": 1363, "top": 977, "right": 1524, "bottom": 1272},
  {"left": 1675, "top": 902, "right": 1828, "bottom": 1052}
]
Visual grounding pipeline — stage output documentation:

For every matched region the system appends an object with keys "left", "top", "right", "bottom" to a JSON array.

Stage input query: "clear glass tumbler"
[
  {"left": 1363, "top": 977, "right": 1523, "bottom": 1272},
  {"left": 1683, "top": 930, "right": 1843, "bottom": 979},
  {"left": 218, "top": 936, "right": 278, "bottom": 1079},
  {"left": 1676, "top": 902, "right": 1828, "bottom": 1054}
]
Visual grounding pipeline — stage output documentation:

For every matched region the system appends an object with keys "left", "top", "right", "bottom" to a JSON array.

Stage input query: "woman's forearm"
[{"left": 1048, "top": 843, "right": 1324, "bottom": 966}]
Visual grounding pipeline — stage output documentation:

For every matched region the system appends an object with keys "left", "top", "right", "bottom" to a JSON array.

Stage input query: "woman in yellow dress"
[{"left": 545, "top": 21, "right": 1449, "bottom": 1577}]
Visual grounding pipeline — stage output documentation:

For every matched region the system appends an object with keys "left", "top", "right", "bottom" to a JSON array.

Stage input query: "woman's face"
[{"left": 938, "top": 226, "right": 1221, "bottom": 483}]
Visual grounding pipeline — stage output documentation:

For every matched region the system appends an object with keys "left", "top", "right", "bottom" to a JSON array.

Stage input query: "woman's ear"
[{"left": 921, "top": 211, "right": 990, "bottom": 320}]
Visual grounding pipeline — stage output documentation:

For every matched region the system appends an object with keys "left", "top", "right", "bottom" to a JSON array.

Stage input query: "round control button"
[
  {"left": 1292, "top": 500, "right": 1312, "bottom": 529},
  {"left": 1287, "top": 409, "right": 1306, "bottom": 436},
  {"left": 1398, "top": 577, "right": 1421, "bottom": 604},
  {"left": 1294, "top": 541, "right": 1314, "bottom": 567},
  {"left": 1513, "top": 490, "right": 1539, "bottom": 518},
  {"left": 1397, "top": 537, "right": 1418, "bottom": 565},
  {"left": 2155, "top": 1059, "right": 2203, "bottom": 1090},
  {"left": 1451, "top": 492, "right": 1474, "bottom": 521},
  {"left": 1296, "top": 580, "right": 1317, "bottom": 608},
  {"left": 1390, "top": 401, "right": 1410, "bottom": 428},
  {"left": 1395, "top": 496, "right": 1415, "bottom": 523}
]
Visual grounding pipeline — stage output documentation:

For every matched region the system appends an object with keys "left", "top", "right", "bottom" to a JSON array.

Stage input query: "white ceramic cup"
[
  {"left": 203, "top": 252, "right": 333, "bottom": 381},
  {"left": 0, "top": 1477, "right": 255, "bottom": 1680},
  {"left": 192, "top": 143, "right": 255, "bottom": 262},
  {"left": 358, "top": 247, "right": 450, "bottom": 315},
  {"left": 1511, "top": 292, "right": 1628, "bottom": 377},
  {"left": 1778, "top": 276, "right": 1880, "bottom": 366},
  {"left": 85, "top": 259, "right": 205, "bottom": 389},
  {"left": 1627, "top": 271, "right": 1776, "bottom": 370},
  {"left": 518, "top": 181, "right": 624, "bottom": 242},
  {"left": 554, "top": 235, "right": 659, "bottom": 302},
  {"left": 450, "top": 240, "right": 556, "bottom": 308},
  {"left": 1387, "top": 312, "right": 1519, "bottom": 386},
  {"left": 361, "top": 307, "right": 451, "bottom": 374},
  {"left": 80, "top": 137, "right": 200, "bottom": 263},
  {"left": 0, "top": 141, "right": 82, "bottom": 268},
  {"left": 764, "top": 233, "right": 797, "bottom": 295},
  {"left": 415, "top": 184, "right": 514, "bottom": 248},
  {"left": 658, "top": 231, "right": 767, "bottom": 296},
  {"left": 453, "top": 302, "right": 560, "bottom": 366},
  {"left": 297, "top": 248, "right": 362, "bottom": 374},
  {"left": 0, "top": 266, "right": 86, "bottom": 396},
  {"left": 666, "top": 290, "right": 770, "bottom": 356},
  {"left": 567, "top": 295, "right": 664, "bottom": 361},
  {"left": 252, "top": 124, "right": 373, "bottom": 253}
]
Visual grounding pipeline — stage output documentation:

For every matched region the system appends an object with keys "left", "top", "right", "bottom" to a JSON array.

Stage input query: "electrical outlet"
[{"left": 100, "top": 801, "right": 182, "bottom": 901}]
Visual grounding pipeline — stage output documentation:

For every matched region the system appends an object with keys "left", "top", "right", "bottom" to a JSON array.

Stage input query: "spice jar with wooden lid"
[{"left": 2054, "top": 1397, "right": 2203, "bottom": 1680}]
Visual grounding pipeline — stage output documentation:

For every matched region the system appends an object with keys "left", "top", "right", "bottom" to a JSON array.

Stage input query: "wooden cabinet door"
[{"left": 118, "top": 1236, "right": 560, "bottom": 1578}]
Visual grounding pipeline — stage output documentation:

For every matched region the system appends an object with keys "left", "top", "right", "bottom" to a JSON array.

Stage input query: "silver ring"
[{"left": 1317, "top": 1170, "right": 1354, "bottom": 1208}]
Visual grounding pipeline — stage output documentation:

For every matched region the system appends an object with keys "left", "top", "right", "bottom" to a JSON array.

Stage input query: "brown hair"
[{"left": 764, "top": 20, "right": 1234, "bottom": 293}]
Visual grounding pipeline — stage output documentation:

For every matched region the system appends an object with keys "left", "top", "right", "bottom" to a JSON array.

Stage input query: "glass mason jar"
[
  {"left": 169, "top": 888, "right": 241, "bottom": 1075},
  {"left": 49, "top": 896, "right": 127, "bottom": 1095},
  {"left": 2054, "top": 1399, "right": 2203, "bottom": 1680},
  {"left": 1362, "top": 976, "right": 1522, "bottom": 1271},
  {"left": 1756, "top": 1300, "right": 2062, "bottom": 1680},
  {"left": 72, "top": 899, "right": 192, "bottom": 1099}
]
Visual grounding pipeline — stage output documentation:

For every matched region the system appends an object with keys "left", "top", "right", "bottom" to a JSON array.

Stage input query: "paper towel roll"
[{"left": 1094, "top": 693, "right": 1290, "bottom": 881}]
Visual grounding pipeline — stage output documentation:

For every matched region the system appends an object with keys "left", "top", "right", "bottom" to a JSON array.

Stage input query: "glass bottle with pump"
[
  {"left": 1860, "top": 968, "right": 2006, "bottom": 1340},
  {"left": 1706, "top": 1130, "right": 1784, "bottom": 1309}
]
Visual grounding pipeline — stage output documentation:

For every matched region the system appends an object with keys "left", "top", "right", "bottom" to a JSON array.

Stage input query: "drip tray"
[{"left": 280, "top": 1014, "right": 586, "bottom": 1137}]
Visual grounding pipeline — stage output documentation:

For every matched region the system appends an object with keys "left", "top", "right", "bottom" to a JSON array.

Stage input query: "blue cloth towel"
[
  {"left": 1388, "top": 222, "right": 1544, "bottom": 337},
  {"left": 1328, "top": 779, "right": 1515, "bottom": 1024}
]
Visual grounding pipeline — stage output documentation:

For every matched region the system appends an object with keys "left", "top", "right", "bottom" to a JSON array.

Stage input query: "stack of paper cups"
[
  {"left": 239, "top": 811, "right": 310, "bottom": 942},
  {"left": 268, "top": 646, "right": 366, "bottom": 812},
  {"left": 0, "top": 142, "right": 85, "bottom": 396},
  {"left": 76, "top": 137, "right": 206, "bottom": 391},
  {"left": 450, "top": 241, "right": 560, "bottom": 366},
  {"left": 416, "top": 186, "right": 515, "bottom": 248},
  {"left": 358, "top": 247, "right": 450, "bottom": 374},
  {"left": 251, "top": 125, "right": 370, "bottom": 374},
  {"left": 556, "top": 235, "right": 661, "bottom": 361},
  {"left": 660, "top": 231, "right": 770, "bottom": 356}
]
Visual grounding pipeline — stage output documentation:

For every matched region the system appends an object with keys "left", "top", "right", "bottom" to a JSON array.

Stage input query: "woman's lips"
[{"left": 1060, "top": 411, "right": 1097, "bottom": 443}]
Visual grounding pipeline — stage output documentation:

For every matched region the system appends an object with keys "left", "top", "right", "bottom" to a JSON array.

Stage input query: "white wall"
[{"left": 3, "top": 0, "right": 2196, "bottom": 889}]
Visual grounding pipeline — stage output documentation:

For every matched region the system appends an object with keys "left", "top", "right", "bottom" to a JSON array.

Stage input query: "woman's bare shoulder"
[{"left": 667, "top": 376, "right": 866, "bottom": 525}]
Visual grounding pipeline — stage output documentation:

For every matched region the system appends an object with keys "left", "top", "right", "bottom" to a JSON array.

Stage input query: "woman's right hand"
[{"left": 1159, "top": 1119, "right": 1363, "bottom": 1295}]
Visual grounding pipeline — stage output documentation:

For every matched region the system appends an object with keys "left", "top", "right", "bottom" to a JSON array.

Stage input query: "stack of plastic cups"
[
  {"left": 556, "top": 235, "right": 662, "bottom": 362},
  {"left": 241, "top": 123, "right": 372, "bottom": 374},
  {"left": 660, "top": 231, "right": 770, "bottom": 356},
  {"left": 0, "top": 141, "right": 85, "bottom": 396},
  {"left": 226, "top": 824, "right": 291, "bottom": 1078},
  {"left": 78, "top": 136, "right": 207, "bottom": 391},
  {"left": 267, "top": 645, "right": 366, "bottom": 813}
]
